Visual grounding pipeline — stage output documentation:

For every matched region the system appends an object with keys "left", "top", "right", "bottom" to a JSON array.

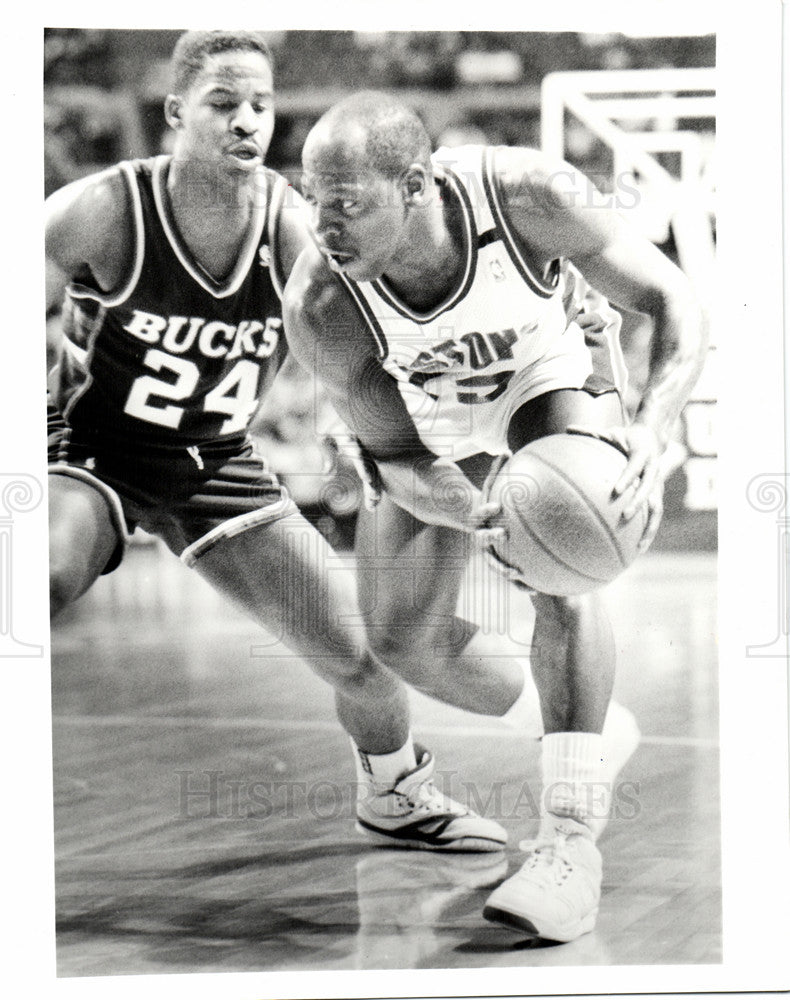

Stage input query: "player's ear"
[
  {"left": 164, "top": 95, "right": 183, "bottom": 130},
  {"left": 401, "top": 165, "right": 430, "bottom": 207}
]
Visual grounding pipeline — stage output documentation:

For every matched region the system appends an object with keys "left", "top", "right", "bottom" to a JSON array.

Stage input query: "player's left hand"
[{"left": 567, "top": 421, "right": 665, "bottom": 550}]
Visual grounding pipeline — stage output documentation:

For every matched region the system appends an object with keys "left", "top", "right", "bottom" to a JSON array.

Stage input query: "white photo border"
[{"left": 3, "top": 2, "right": 788, "bottom": 998}]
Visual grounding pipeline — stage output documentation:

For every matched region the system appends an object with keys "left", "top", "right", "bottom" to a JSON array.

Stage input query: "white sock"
[
  {"left": 539, "top": 731, "right": 604, "bottom": 837},
  {"left": 499, "top": 661, "right": 641, "bottom": 774},
  {"left": 350, "top": 734, "right": 418, "bottom": 791}
]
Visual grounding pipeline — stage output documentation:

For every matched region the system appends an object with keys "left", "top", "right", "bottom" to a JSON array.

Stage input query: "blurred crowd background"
[{"left": 44, "top": 28, "right": 716, "bottom": 551}]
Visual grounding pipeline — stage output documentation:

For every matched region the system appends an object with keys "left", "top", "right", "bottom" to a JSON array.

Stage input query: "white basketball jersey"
[{"left": 338, "top": 145, "right": 606, "bottom": 459}]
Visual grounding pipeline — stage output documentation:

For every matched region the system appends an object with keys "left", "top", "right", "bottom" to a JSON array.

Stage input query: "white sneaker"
[
  {"left": 483, "top": 818, "right": 602, "bottom": 941},
  {"left": 356, "top": 749, "right": 508, "bottom": 852}
]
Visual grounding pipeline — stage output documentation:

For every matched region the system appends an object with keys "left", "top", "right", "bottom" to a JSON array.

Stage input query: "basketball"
[{"left": 487, "top": 432, "right": 649, "bottom": 596}]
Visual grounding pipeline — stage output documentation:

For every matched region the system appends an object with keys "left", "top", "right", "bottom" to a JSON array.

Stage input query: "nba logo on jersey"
[
  {"left": 490, "top": 258, "right": 506, "bottom": 282},
  {"left": 258, "top": 245, "right": 272, "bottom": 269}
]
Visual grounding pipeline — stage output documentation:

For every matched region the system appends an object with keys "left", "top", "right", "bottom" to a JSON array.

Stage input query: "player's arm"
[
  {"left": 45, "top": 168, "right": 133, "bottom": 305},
  {"left": 494, "top": 146, "right": 709, "bottom": 518},
  {"left": 282, "top": 247, "right": 483, "bottom": 530}
]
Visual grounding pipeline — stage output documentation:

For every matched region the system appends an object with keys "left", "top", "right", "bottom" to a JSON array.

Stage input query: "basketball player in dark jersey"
[
  {"left": 46, "top": 33, "right": 508, "bottom": 853},
  {"left": 283, "top": 92, "right": 709, "bottom": 942}
]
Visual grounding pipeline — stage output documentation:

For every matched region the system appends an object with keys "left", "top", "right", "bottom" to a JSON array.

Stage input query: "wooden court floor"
[{"left": 50, "top": 541, "right": 720, "bottom": 977}]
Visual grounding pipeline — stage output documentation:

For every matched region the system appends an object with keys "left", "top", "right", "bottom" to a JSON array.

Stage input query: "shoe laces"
[
  {"left": 400, "top": 775, "right": 439, "bottom": 810},
  {"left": 516, "top": 830, "right": 574, "bottom": 884},
  {"left": 399, "top": 775, "right": 466, "bottom": 816}
]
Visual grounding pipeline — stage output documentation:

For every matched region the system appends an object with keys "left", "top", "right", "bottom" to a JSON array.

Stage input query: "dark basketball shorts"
[{"left": 48, "top": 407, "right": 298, "bottom": 575}]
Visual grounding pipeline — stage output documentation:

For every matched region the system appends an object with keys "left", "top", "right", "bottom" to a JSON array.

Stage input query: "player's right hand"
[
  {"left": 473, "top": 451, "right": 534, "bottom": 591},
  {"left": 472, "top": 450, "right": 510, "bottom": 544},
  {"left": 473, "top": 500, "right": 506, "bottom": 547},
  {"left": 479, "top": 523, "right": 536, "bottom": 592}
]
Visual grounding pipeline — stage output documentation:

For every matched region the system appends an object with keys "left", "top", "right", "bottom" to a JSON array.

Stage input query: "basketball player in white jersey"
[
  {"left": 284, "top": 91, "right": 708, "bottom": 942},
  {"left": 46, "top": 34, "right": 508, "bottom": 854}
]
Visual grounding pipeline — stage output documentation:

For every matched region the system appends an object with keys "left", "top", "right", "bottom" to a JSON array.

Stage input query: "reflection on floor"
[{"left": 51, "top": 543, "right": 720, "bottom": 976}]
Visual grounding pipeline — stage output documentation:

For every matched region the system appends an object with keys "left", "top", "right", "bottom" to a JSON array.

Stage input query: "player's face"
[
  {"left": 171, "top": 50, "right": 275, "bottom": 176},
  {"left": 301, "top": 147, "right": 408, "bottom": 283}
]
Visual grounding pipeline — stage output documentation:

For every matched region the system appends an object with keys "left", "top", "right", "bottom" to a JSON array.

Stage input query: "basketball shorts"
[{"left": 48, "top": 403, "right": 298, "bottom": 575}]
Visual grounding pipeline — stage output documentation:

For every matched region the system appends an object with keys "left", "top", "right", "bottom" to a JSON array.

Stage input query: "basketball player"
[
  {"left": 283, "top": 92, "right": 708, "bottom": 942},
  {"left": 45, "top": 34, "right": 508, "bottom": 853}
]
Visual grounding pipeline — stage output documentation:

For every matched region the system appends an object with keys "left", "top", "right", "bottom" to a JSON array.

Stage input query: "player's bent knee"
[
  {"left": 327, "top": 652, "right": 402, "bottom": 704},
  {"left": 49, "top": 536, "right": 109, "bottom": 619},
  {"left": 48, "top": 475, "right": 120, "bottom": 615},
  {"left": 49, "top": 561, "right": 84, "bottom": 619},
  {"left": 366, "top": 633, "right": 460, "bottom": 703},
  {"left": 366, "top": 626, "right": 435, "bottom": 676}
]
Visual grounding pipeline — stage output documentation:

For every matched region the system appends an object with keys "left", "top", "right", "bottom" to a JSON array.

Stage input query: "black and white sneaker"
[{"left": 356, "top": 749, "right": 508, "bottom": 852}]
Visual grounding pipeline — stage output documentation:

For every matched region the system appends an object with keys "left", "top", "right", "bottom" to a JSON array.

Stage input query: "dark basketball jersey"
[{"left": 50, "top": 155, "right": 291, "bottom": 450}]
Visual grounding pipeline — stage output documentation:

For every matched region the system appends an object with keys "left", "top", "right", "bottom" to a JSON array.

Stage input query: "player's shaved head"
[{"left": 304, "top": 91, "right": 432, "bottom": 181}]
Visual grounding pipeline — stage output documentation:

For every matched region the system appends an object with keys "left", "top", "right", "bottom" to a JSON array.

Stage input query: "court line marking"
[{"left": 52, "top": 714, "right": 719, "bottom": 748}]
